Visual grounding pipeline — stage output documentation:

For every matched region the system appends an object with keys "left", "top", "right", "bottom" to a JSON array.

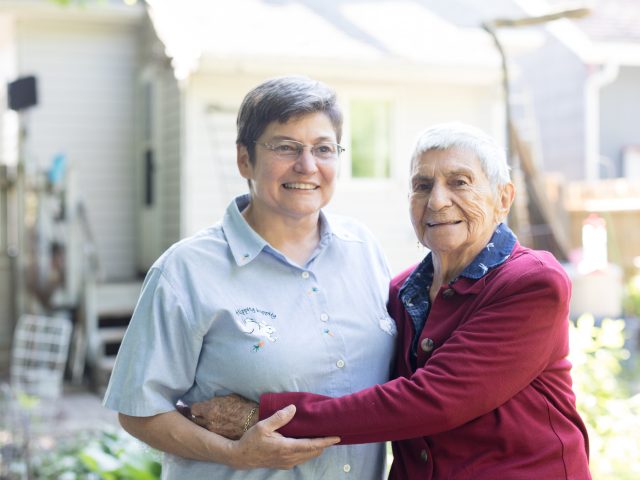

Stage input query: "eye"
[
  {"left": 314, "top": 144, "right": 335, "bottom": 154},
  {"left": 274, "top": 143, "right": 297, "bottom": 153},
  {"left": 273, "top": 143, "right": 296, "bottom": 152},
  {"left": 453, "top": 178, "right": 469, "bottom": 187},
  {"left": 412, "top": 182, "right": 432, "bottom": 193}
]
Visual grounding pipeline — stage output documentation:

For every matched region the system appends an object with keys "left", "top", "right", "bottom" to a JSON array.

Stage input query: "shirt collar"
[
  {"left": 458, "top": 223, "right": 517, "bottom": 279},
  {"left": 222, "top": 194, "right": 268, "bottom": 266},
  {"left": 222, "top": 194, "right": 350, "bottom": 267},
  {"left": 400, "top": 222, "right": 516, "bottom": 299}
]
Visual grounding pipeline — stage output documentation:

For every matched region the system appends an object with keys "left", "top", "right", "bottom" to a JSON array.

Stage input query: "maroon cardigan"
[{"left": 260, "top": 243, "right": 591, "bottom": 479}]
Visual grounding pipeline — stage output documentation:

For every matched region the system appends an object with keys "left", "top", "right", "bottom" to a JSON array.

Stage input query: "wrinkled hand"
[
  {"left": 229, "top": 405, "right": 341, "bottom": 470},
  {"left": 190, "top": 394, "right": 256, "bottom": 440}
]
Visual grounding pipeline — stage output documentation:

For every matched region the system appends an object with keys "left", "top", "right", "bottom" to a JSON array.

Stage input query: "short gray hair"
[
  {"left": 411, "top": 122, "right": 511, "bottom": 191},
  {"left": 236, "top": 75, "right": 343, "bottom": 165}
]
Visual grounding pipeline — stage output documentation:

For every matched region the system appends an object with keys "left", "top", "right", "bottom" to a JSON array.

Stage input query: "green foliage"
[
  {"left": 570, "top": 314, "right": 640, "bottom": 480},
  {"left": 623, "top": 273, "right": 640, "bottom": 317},
  {"left": 31, "top": 429, "right": 161, "bottom": 480}
]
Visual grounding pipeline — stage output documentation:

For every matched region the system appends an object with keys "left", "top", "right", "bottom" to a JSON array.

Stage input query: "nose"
[
  {"left": 427, "top": 182, "right": 452, "bottom": 211},
  {"left": 293, "top": 147, "right": 318, "bottom": 174}
]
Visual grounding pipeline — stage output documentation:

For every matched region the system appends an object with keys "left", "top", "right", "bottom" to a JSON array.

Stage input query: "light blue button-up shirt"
[{"left": 104, "top": 194, "right": 396, "bottom": 479}]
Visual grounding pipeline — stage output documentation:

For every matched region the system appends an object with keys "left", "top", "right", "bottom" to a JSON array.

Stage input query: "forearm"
[
  {"left": 118, "top": 411, "right": 242, "bottom": 468},
  {"left": 119, "top": 406, "right": 340, "bottom": 470},
  {"left": 260, "top": 377, "right": 427, "bottom": 444}
]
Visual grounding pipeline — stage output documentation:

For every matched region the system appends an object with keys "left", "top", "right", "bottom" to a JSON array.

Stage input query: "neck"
[
  {"left": 430, "top": 235, "right": 492, "bottom": 293},
  {"left": 241, "top": 204, "right": 321, "bottom": 266}
]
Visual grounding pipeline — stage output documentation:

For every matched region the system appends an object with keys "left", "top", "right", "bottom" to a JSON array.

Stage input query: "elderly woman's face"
[{"left": 409, "top": 147, "right": 511, "bottom": 258}]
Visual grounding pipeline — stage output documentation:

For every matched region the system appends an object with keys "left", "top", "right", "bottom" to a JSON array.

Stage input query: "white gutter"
[{"left": 584, "top": 61, "right": 619, "bottom": 181}]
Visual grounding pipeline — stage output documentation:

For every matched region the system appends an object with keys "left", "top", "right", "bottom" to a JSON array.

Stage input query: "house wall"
[
  {"left": 600, "top": 66, "right": 640, "bottom": 178},
  {"left": 182, "top": 72, "right": 502, "bottom": 274},
  {"left": 157, "top": 70, "right": 182, "bottom": 252},
  {"left": 514, "top": 36, "right": 588, "bottom": 181},
  {"left": 15, "top": 17, "right": 139, "bottom": 281},
  {"left": 0, "top": 13, "right": 16, "bottom": 376},
  {"left": 135, "top": 17, "right": 182, "bottom": 272}
]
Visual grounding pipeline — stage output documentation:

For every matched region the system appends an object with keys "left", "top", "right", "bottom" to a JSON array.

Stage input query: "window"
[{"left": 350, "top": 99, "right": 391, "bottom": 178}]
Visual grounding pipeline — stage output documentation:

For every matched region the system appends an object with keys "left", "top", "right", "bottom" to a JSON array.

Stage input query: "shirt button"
[
  {"left": 343, "top": 464, "right": 351, "bottom": 473},
  {"left": 420, "top": 449, "right": 429, "bottom": 462},
  {"left": 301, "top": 271, "right": 310, "bottom": 279},
  {"left": 336, "top": 359, "right": 345, "bottom": 368},
  {"left": 320, "top": 313, "right": 329, "bottom": 322},
  {"left": 420, "top": 338, "right": 435, "bottom": 353},
  {"left": 442, "top": 288, "right": 455, "bottom": 298}
]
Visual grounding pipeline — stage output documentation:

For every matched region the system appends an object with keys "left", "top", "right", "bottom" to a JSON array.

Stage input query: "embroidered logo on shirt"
[
  {"left": 242, "top": 318, "right": 277, "bottom": 341},
  {"left": 240, "top": 316, "right": 278, "bottom": 352}
]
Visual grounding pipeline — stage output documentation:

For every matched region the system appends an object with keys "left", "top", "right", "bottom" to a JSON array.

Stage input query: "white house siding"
[
  {"left": 182, "top": 74, "right": 256, "bottom": 237},
  {"left": 15, "top": 19, "right": 139, "bottom": 281},
  {"left": 0, "top": 14, "right": 15, "bottom": 372},
  {"left": 182, "top": 72, "right": 502, "bottom": 275},
  {"left": 157, "top": 67, "right": 182, "bottom": 252}
]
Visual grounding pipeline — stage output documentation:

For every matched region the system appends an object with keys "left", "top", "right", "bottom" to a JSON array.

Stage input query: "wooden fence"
[{"left": 564, "top": 178, "right": 640, "bottom": 282}]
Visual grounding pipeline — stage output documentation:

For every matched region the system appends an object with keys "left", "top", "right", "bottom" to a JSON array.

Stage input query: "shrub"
[
  {"left": 570, "top": 314, "right": 640, "bottom": 479},
  {"left": 31, "top": 428, "right": 161, "bottom": 480}
]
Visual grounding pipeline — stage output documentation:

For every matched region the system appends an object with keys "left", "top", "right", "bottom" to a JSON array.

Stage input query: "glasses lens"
[
  {"left": 271, "top": 141, "right": 301, "bottom": 158},
  {"left": 313, "top": 143, "right": 340, "bottom": 160}
]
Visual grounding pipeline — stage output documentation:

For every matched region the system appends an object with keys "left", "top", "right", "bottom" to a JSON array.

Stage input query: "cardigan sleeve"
[{"left": 259, "top": 255, "right": 572, "bottom": 444}]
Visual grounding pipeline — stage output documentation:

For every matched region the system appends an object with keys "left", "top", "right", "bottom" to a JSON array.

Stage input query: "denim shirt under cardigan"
[{"left": 399, "top": 223, "right": 517, "bottom": 370}]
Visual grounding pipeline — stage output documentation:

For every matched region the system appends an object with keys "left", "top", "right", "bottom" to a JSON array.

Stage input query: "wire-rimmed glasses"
[{"left": 254, "top": 140, "right": 345, "bottom": 161}]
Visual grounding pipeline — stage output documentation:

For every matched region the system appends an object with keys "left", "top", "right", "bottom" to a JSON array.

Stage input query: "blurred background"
[{"left": 0, "top": 0, "right": 638, "bottom": 478}]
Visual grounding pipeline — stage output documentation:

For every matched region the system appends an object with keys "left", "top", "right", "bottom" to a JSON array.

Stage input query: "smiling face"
[
  {"left": 237, "top": 111, "right": 339, "bottom": 225},
  {"left": 410, "top": 146, "right": 514, "bottom": 267}
]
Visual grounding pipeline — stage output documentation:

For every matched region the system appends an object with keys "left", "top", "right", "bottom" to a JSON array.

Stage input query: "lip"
[
  {"left": 426, "top": 220, "right": 462, "bottom": 227},
  {"left": 282, "top": 182, "right": 319, "bottom": 190}
]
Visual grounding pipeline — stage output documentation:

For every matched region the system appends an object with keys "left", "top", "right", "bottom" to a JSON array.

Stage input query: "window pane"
[{"left": 350, "top": 100, "right": 390, "bottom": 178}]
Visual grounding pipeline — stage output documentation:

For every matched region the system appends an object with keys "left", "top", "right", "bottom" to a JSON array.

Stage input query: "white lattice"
[{"left": 10, "top": 315, "right": 72, "bottom": 399}]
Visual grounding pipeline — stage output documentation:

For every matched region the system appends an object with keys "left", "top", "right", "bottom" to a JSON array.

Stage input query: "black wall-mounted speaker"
[{"left": 8, "top": 76, "right": 38, "bottom": 111}]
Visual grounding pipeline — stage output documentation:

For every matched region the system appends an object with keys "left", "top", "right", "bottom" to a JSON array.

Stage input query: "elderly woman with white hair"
[{"left": 190, "top": 122, "right": 592, "bottom": 479}]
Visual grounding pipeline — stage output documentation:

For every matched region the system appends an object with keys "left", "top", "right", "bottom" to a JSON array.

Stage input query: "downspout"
[{"left": 585, "top": 61, "right": 619, "bottom": 181}]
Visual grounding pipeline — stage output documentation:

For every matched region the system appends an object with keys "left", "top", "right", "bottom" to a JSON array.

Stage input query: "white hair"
[{"left": 411, "top": 122, "right": 511, "bottom": 192}]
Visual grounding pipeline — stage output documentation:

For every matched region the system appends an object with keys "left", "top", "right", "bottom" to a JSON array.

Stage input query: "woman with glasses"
[{"left": 103, "top": 76, "right": 396, "bottom": 479}]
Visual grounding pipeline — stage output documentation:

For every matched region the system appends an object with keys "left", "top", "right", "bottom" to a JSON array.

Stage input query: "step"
[
  {"left": 97, "top": 355, "right": 117, "bottom": 373},
  {"left": 98, "top": 326, "right": 127, "bottom": 344},
  {"left": 94, "top": 281, "right": 143, "bottom": 317}
]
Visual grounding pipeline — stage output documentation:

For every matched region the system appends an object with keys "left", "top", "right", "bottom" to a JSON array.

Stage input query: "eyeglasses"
[{"left": 254, "top": 140, "right": 345, "bottom": 161}]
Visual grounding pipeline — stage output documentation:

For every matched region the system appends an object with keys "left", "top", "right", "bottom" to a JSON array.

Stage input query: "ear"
[
  {"left": 495, "top": 182, "right": 516, "bottom": 222},
  {"left": 237, "top": 144, "right": 252, "bottom": 179}
]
